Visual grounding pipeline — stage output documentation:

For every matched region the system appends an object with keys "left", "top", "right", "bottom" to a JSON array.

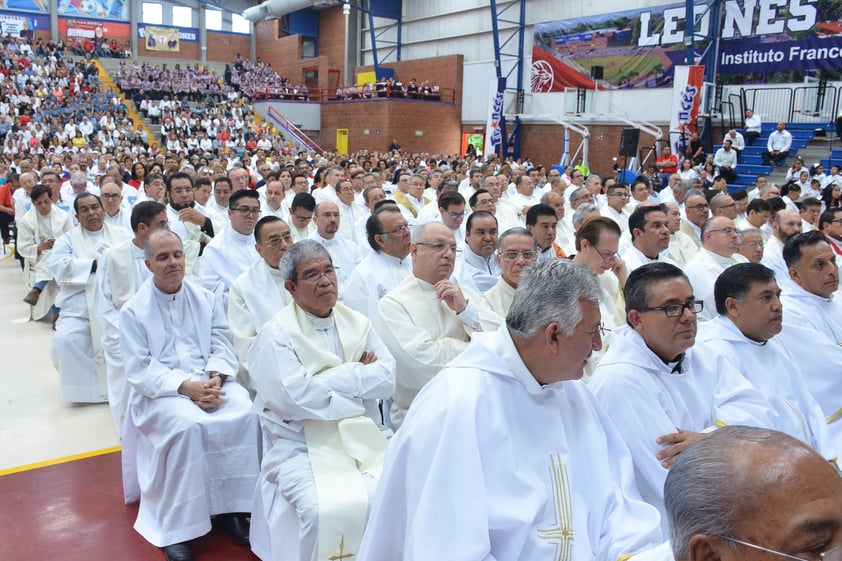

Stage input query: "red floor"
[{"left": 0, "top": 452, "right": 259, "bottom": 561}]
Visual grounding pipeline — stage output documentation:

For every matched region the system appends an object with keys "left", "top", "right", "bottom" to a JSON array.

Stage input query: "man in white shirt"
[
  {"left": 736, "top": 228, "right": 765, "bottom": 263},
  {"left": 699, "top": 263, "right": 835, "bottom": 457},
  {"left": 664, "top": 202, "right": 697, "bottom": 266},
  {"left": 737, "top": 198, "right": 772, "bottom": 241},
  {"left": 375, "top": 222, "right": 498, "bottom": 428},
  {"left": 336, "top": 178, "right": 364, "bottom": 241},
  {"left": 248, "top": 239, "right": 395, "bottom": 561},
  {"left": 94, "top": 200, "right": 168, "bottom": 434},
  {"left": 744, "top": 108, "right": 762, "bottom": 145},
  {"left": 455, "top": 210, "right": 500, "bottom": 293},
  {"left": 309, "top": 201, "right": 361, "bottom": 285},
  {"left": 261, "top": 179, "right": 288, "bottom": 220},
  {"left": 344, "top": 205, "right": 412, "bottom": 320},
  {"left": 200, "top": 189, "right": 262, "bottom": 307},
  {"left": 508, "top": 175, "right": 541, "bottom": 221},
  {"left": 359, "top": 260, "right": 664, "bottom": 561},
  {"left": 19, "top": 184, "right": 74, "bottom": 320},
  {"left": 204, "top": 176, "right": 232, "bottom": 225},
  {"left": 800, "top": 197, "right": 821, "bottom": 232},
  {"left": 526, "top": 204, "right": 565, "bottom": 260},
  {"left": 713, "top": 139, "right": 738, "bottom": 183},
  {"left": 312, "top": 165, "right": 343, "bottom": 204},
  {"left": 709, "top": 193, "right": 738, "bottom": 221},
  {"left": 481, "top": 228, "right": 538, "bottom": 317},
  {"left": 590, "top": 262, "right": 774, "bottom": 530},
  {"left": 762, "top": 121, "right": 793, "bottom": 167},
  {"left": 684, "top": 216, "right": 747, "bottom": 321},
  {"left": 722, "top": 129, "right": 745, "bottom": 155},
  {"left": 435, "top": 191, "right": 467, "bottom": 246},
  {"left": 761, "top": 208, "right": 802, "bottom": 281},
  {"left": 228, "top": 216, "right": 293, "bottom": 392},
  {"left": 100, "top": 181, "right": 132, "bottom": 232},
  {"left": 601, "top": 182, "right": 631, "bottom": 234},
  {"left": 50, "top": 190, "right": 132, "bottom": 405},
  {"left": 120, "top": 229, "right": 258, "bottom": 561},
  {"left": 165, "top": 172, "right": 215, "bottom": 274},
  {"left": 288, "top": 192, "right": 316, "bottom": 243},
  {"left": 681, "top": 190, "right": 708, "bottom": 249},
  {"left": 820, "top": 207, "right": 842, "bottom": 255},
  {"left": 623, "top": 204, "right": 676, "bottom": 272}
]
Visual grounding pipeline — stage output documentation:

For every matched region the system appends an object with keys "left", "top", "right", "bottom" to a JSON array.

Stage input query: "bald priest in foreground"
[{"left": 357, "top": 259, "right": 664, "bottom": 561}]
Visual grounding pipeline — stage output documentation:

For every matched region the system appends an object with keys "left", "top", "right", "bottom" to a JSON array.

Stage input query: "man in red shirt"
[
  {"left": 655, "top": 145, "right": 679, "bottom": 188},
  {"left": 0, "top": 176, "right": 15, "bottom": 245}
]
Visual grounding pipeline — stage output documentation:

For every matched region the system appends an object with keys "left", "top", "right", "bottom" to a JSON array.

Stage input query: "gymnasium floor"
[{"left": 0, "top": 248, "right": 258, "bottom": 560}]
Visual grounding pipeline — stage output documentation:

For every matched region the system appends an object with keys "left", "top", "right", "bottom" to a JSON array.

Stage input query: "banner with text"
[
  {"left": 670, "top": 65, "right": 704, "bottom": 148},
  {"left": 484, "top": 77, "right": 506, "bottom": 158},
  {"left": 141, "top": 26, "right": 179, "bottom": 51},
  {"left": 137, "top": 25, "right": 199, "bottom": 43},
  {"left": 532, "top": 0, "right": 842, "bottom": 91},
  {"left": 0, "top": 11, "right": 49, "bottom": 36},
  {"left": 59, "top": 17, "right": 130, "bottom": 39}
]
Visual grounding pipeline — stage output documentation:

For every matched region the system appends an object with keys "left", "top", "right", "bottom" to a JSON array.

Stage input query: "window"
[
  {"left": 172, "top": 5, "right": 193, "bottom": 27},
  {"left": 205, "top": 9, "right": 222, "bottom": 31},
  {"left": 142, "top": 2, "right": 162, "bottom": 24},
  {"left": 231, "top": 13, "right": 250, "bottom": 34}
]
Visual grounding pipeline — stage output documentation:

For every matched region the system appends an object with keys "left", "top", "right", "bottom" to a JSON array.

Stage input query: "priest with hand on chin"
[{"left": 120, "top": 229, "right": 259, "bottom": 561}]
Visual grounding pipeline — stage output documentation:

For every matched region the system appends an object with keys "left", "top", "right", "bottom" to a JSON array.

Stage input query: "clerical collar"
[
  {"left": 304, "top": 308, "right": 335, "bottom": 330},
  {"left": 380, "top": 252, "right": 407, "bottom": 266},
  {"left": 227, "top": 226, "right": 254, "bottom": 244},
  {"left": 662, "top": 353, "right": 685, "bottom": 374},
  {"left": 705, "top": 248, "right": 733, "bottom": 268},
  {"left": 152, "top": 281, "right": 182, "bottom": 302}
]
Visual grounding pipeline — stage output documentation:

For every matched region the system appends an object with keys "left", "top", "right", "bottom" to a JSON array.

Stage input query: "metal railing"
[{"left": 250, "top": 86, "right": 457, "bottom": 104}]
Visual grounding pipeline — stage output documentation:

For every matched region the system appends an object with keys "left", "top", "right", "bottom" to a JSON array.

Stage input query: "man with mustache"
[
  {"left": 590, "top": 262, "right": 775, "bottom": 533},
  {"left": 698, "top": 263, "right": 834, "bottom": 458}
]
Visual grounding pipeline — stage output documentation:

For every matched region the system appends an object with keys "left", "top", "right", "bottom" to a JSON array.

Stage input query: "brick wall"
[
  {"left": 357, "top": 54, "right": 462, "bottom": 111},
  {"left": 206, "top": 31, "right": 250, "bottom": 63},
  {"left": 138, "top": 40, "right": 200, "bottom": 60}
]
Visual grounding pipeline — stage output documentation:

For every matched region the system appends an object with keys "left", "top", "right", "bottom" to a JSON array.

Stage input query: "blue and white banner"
[{"left": 484, "top": 77, "right": 506, "bottom": 158}]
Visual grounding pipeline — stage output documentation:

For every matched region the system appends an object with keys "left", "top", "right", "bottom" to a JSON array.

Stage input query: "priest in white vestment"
[
  {"left": 683, "top": 216, "right": 748, "bottom": 321},
  {"left": 359, "top": 260, "right": 665, "bottom": 560},
  {"left": 590, "top": 263, "right": 775, "bottom": 532},
  {"left": 762, "top": 209, "right": 802, "bottom": 282},
  {"left": 600, "top": 183, "right": 631, "bottom": 234},
  {"left": 454, "top": 210, "right": 501, "bottom": 293},
  {"left": 50, "top": 192, "right": 131, "bottom": 403},
  {"left": 248, "top": 239, "right": 395, "bottom": 561},
  {"left": 344, "top": 206, "right": 412, "bottom": 320},
  {"left": 165, "top": 172, "right": 215, "bottom": 274},
  {"left": 228, "top": 216, "right": 293, "bottom": 392},
  {"left": 289, "top": 192, "right": 317, "bottom": 243},
  {"left": 507, "top": 175, "right": 542, "bottom": 222},
  {"left": 336, "top": 179, "right": 365, "bottom": 242},
  {"left": 309, "top": 201, "right": 361, "bottom": 286},
  {"left": 260, "top": 179, "right": 290, "bottom": 221},
  {"left": 95, "top": 201, "right": 168, "bottom": 434},
  {"left": 120, "top": 230, "right": 259, "bottom": 561},
  {"left": 375, "top": 222, "right": 500, "bottom": 429},
  {"left": 18, "top": 185, "right": 74, "bottom": 320},
  {"left": 100, "top": 181, "right": 133, "bottom": 232},
  {"left": 778, "top": 232, "right": 842, "bottom": 448},
  {"left": 482, "top": 228, "right": 538, "bottom": 318},
  {"left": 622, "top": 205, "right": 679, "bottom": 273},
  {"left": 699, "top": 263, "right": 836, "bottom": 458},
  {"left": 200, "top": 189, "right": 261, "bottom": 306},
  {"left": 663, "top": 202, "right": 698, "bottom": 266}
]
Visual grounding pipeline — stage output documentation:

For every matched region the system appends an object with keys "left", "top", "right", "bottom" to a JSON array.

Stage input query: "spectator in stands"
[{"left": 762, "top": 121, "right": 792, "bottom": 167}]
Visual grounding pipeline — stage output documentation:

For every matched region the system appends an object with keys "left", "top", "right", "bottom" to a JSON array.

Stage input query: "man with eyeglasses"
[
  {"left": 683, "top": 216, "right": 748, "bottom": 321},
  {"left": 436, "top": 191, "right": 467, "bottom": 247},
  {"left": 820, "top": 208, "right": 842, "bottom": 256},
  {"left": 681, "top": 190, "right": 709, "bottom": 249},
  {"left": 309, "top": 200, "right": 362, "bottom": 286},
  {"left": 591, "top": 262, "right": 775, "bottom": 531},
  {"left": 337, "top": 178, "right": 365, "bottom": 242},
  {"left": 345, "top": 205, "right": 412, "bottom": 321},
  {"left": 664, "top": 426, "right": 842, "bottom": 561},
  {"left": 601, "top": 183, "right": 632, "bottom": 234},
  {"left": 288, "top": 192, "right": 316, "bottom": 243},
  {"left": 94, "top": 201, "right": 169, "bottom": 433},
  {"left": 375, "top": 222, "right": 499, "bottom": 429},
  {"left": 736, "top": 228, "right": 764, "bottom": 263},
  {"left": 710, "top": 193, "right": 738, "bottom": 221},
  {"left": 481, "top": 228, "right": 538, "bottom": 317},
  {"left": 200, "top": 189, "right": 262, "bottom": 307},
  {"left": 762, "top": 209, "right": 803, "bottom": 281},
  {"left": 228, "top": 215, "right": 293, "bottom": 393},
  {"left": 249, "top": 239, "right": 395, "bottom": 561},
  {"left": 621, "top": 204, "right": 678, "bottom": 274},
  {"left": 100, "top": 180, "right": 132, "bottom": 232},
  {"left": 698, "top": 264, "right": 835, "bottom": 458},
  {"left": 50, "top": 192, "right": 132, "bottom": 405},
  {"left": 166, "top": 172, "right": 215, "bottom": 273},
  {"left": 800, "top": 197, "right": 822, "bottom": 233}
]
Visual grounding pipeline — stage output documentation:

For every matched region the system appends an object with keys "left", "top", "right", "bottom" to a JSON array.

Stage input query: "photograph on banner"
[
  {"left": 0, "top": 12, "right": 49, "bottom": 37},
  {"left": 1, "top": 0, "right": 47, "bottom": 13},
  {"left": 141, "top": 25, "right": 179, "bottom": 52},
  {"left": 531, "top": 0, "right": 840, "bottom": 92},
  {"left": 59, "top": 17, "right": 130, "bottom": 40},
  {"left": 137, "top": 25, "right": 199, "bottom": 43},
  {"left": 57, "top": 0, "right": 128, "bottom": 21}
]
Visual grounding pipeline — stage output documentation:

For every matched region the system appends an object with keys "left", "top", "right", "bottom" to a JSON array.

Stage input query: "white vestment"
[
  {"left": 17, "top": 206, "right": 74, "bottom": 320},
  {"left": 683, "top": 248, "right": 747, "bottom": 321},
  {"left": 338, "top": 200, "right": 365, "bottom": 242},
  {"left": 49, "top": 223, "right": 130, "bottom": 402},
  {"left": 481, "top": 277, "right": 517, "bottom": 319},
  {"left": 494, "top": 199, "right": 521, "bottom": 233},
  {"left": 761, "top": 236, "right": 788, "bottom": 282},
  {"left": 358, "top": 326, "right": 665, "bottom": 560},
  {"left": 601, "top": 205, "right": 630, "bottom": 234},
  {"left": 290, "top": 222, "right": 316, "bottom": 243},
  {"left": 120, "top": 277, "right": 260, "bottom": 547},
  {"left": 667, "top": 230, "right": 698, "bottom": 266},
  {"left": 199, "top": 225, "right": 260, "bottom": 306},
  {"left": 698, "top": 316, "right": 836, "bottom": 459},
  {"left": 166, "top": 204, "right": 206, "bottom": 274},
  {"left": 104, "top": 206, "right": 132, "bottom": 232},
  {"left": 308, "top": 231, "right": 361, "bottom": 286},
  {"left": 555, "top": 218, "right": 576, "bottom": 255},
  {"left": 343, "top": 251, "right": 411, "bottom": 321},
  {"left": 248, "top": 303, "right": 395, "bottom": 561},
  {"left": 95, "top": 239, "right": 150, "bottom": 433},
  {"left": 590, "top": 326, "right": 775, "bottom": 531},
  {"left": 227, "top": 259, "right": 292, "bottom": 391},
  {"left": 375, "top": 275, "right": 499, "bottom": 428},
  {"left": 679, "top": 220, "right": 701, "bottom": 249},
  {"left": 621, "top": 244, "right": 679, "bottom": 274},
  {"left": 454, "top": 244, "right": 501, "bottom": 293}
]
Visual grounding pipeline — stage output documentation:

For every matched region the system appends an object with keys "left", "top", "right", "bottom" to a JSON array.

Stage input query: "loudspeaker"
[
  {"left": 590, "top": 65, "right": 604, "bottom": 80},
  {"left": 618, "top": 128, "right": 640, "bottom": 157}
]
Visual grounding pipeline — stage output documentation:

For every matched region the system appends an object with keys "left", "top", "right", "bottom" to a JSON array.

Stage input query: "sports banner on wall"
[
  {"left": 60, "top": 17, "right": 130, "bottom": 39},
  {"left": 137, "top": 25, "right": 199, "bottom": 43},
  {"left": 0, "top": 11, "right": 49, "bottom": 36},
  {"left": 670, "top": 65, "right": 704, "bottom": 149},
  {"left": 532, "top": 0, "right": 842, "bottom": 91},
  {"left": 57, "top": 0, "right": 128, "bottom": 21},
  {"left": 141, "top": 26, "right": 179, "bottom": 52},
  {"left": 2, "top": 0, "right": 48, "bottom": 13},
  {"left": 484, "top": 77, "right": 506, "bottom": 159}
]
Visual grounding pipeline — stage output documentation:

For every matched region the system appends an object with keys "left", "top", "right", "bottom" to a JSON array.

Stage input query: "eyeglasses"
[
  {"left": 609, "top": 192, "right": 630, "bottom": 198},
  {"left": 474, "top": 199, "right": 496, "bottom": 208},
  {"left": 708, "top": 227, "right": 738, "bottom": 236},
  {"left": 499, "top": 250, "right": 538, "bottom": 261},
  {"left": 721, "top": 537, "right": 842, "bottom": 561},
  {"left": 688, "top": 203, "right": 709, "bottom": 211},
  {"left": 260, "top": 234, "right": 292, "bottom": 248},
  {"left": 592, "top": 245, "right": 619, "bottom": 263},
  {"left": 719, "top": 203, "right": 736, "bottom": 208},
  {"left": 582, "top": 322, "right": 612, "bottom": 338},
  {"left": 101, "top": 193, "right": 121, "bottom": 200},
  {"left": 298, "top": 265, "right": 337, "bottom": 283},
  {"left": 416, "top": 241, "right": 459, "bottom": 254},
  {"left": 640, "top": 300, "right": 704, "bottom": 317},
  {"left": 232, "top": 206, "right": 261, "bottom": 217},
  {"left": 830, "top": 219, "right": 842, "bottom": 225},
  {"left": 447, "top": 211, "right": 467, "bottom": 220},
  {"left": 743, "top": 240, "right": 764, "bottom": 248},
  {"left": 379, "top": 224, "right": 409, "bottom": 236},
  {"left": 292, "top": 213, "right": 313, "bottom": 222}
]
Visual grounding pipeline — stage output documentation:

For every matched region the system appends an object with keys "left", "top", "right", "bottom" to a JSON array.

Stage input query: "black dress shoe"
[
  {"left": 223, "top": 514, "right": 250, "bottom": 546},
  {"left": 164, "top": 542, "right": 193, "bottom": 561}
]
